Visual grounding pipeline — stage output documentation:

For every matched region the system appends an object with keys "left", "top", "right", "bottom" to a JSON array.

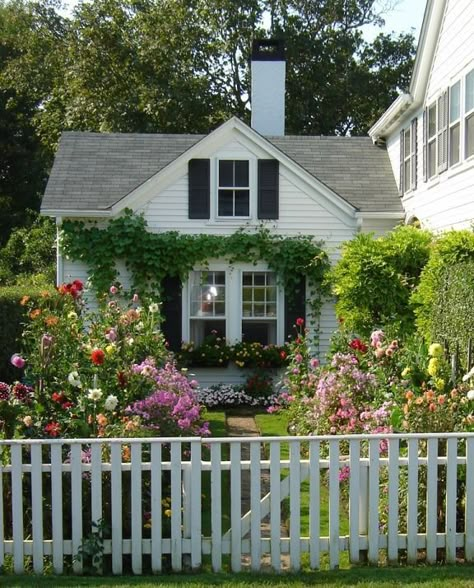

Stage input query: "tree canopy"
[{"left": 0, "top": 0, "right": 416, "bottom": 248}]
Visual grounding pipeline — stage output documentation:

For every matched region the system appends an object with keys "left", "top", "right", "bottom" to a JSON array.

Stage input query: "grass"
[{"left": 3, "top": 566, "right": 474, "bottom": 587}]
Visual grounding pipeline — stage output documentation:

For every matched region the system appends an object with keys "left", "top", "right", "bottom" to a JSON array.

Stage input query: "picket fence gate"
[{"left": 1, "top": 432, "right": 474, "bottom": 575}]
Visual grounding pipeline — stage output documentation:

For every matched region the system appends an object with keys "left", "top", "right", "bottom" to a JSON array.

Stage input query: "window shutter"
[
  {"left": 284, "top": 276, "right": 306, "bottom": 342},
  {"left": 399, "top": 129, "right": 405, "bottom": 196},
  {"left": 258, "top": 159, "right": 279, "bottom": 219},
  {"left": 160, "top": 276, "right": 182, "bottom": 352},
  {"left": 411, "top": 117, "right": 418, "bottom": 190},
  {"left": 188, "top": 159, "right": 210, "bottom": 219},
  {"left": 423, "top": 108, "right": 428, "bottom": 182},
  {"left": 438, "top": 90, "right": 449, "bottom": 173}
]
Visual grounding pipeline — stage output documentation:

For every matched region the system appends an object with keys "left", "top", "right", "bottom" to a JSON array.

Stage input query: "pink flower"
[
  {"left": 11, "top": 354, "right": 25, "bottom": 369},
  {"left": 109, "top": 285, "right": 118, "bottom": 295},
  {"left": 295, "top": 353, "right": 303, "bottom": 364},
  {"left": 310, "top": 358, "right": 319, "bottom": 369},
  {"left": 105, "top": 328, "right": 117, "bottom": 342},
  {"left": 370, "top": 330, "right": 384, "bottom": 348},
  {"left": 296, "top": 317, "right": 305, "bottom": 327},
  {"left": 132, "top": 293, "right": 139, "bottom": 303}
]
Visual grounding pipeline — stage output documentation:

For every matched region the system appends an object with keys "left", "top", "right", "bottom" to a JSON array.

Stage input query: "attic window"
[{"left": 218, "top": 160, "right": 250, "bottom": 217}]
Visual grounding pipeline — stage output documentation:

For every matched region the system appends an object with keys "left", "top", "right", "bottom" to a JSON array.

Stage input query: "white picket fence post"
[{"left": 1, "top": 432, "right": 474, "bottom": 575}]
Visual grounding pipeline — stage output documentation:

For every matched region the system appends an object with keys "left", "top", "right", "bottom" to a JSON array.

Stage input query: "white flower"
[
  {"left": 104, "top": 394, "right": 118, "bottom": 411},
  {"left": 148, "top": 303, "right": 159, "bottom": 313},
  {"left": 68, "top": 371, "right": 82, "bottom": 388},
  {"left": 87, "top": 388, "right": 103, "bottom": 402},
  {"left": 136, "top": 321, "right": 144, "bottom": 331},
  {"left": 68, "top": 311, "right": 78, "bottom": 320},
  {"left": 467, "top": 390, "right": 474, "bottom": 401},
  {"left": 463, "top": 366, "right": 474, "bottom": 382}
]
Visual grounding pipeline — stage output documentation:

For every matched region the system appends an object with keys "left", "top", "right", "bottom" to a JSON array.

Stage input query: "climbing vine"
[{"left": 61, "top": 210, "right": 330, "bottom": 319}]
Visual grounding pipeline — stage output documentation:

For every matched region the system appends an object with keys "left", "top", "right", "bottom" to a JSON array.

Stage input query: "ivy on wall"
[{"left": 61, "top": 210, "right": 330, "bottom": 318}]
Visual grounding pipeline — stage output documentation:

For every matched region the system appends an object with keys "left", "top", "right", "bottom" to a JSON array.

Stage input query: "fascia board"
[{"left": 41, "top": 209, "right": 112, "bottom": 218}]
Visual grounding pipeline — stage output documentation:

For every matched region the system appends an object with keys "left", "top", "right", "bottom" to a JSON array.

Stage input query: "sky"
[{"left": 362, "top": 0, "right": 427, "bottom": 42}]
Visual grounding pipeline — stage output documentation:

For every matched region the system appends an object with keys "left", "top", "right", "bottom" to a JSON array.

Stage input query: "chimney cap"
[{"left": 251, "top": 39, "right": 285, "bottom": 61}]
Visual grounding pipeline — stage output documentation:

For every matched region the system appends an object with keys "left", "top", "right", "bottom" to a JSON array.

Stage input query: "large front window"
[
  {"left": 189, "top": 271, "right": 226, "bottom": 344},
  {"left": 218, "top": 160, "right": 250, "bottom": 217},
  {"left": 241, "top": 271, "right": 277, "bottom": 345}
]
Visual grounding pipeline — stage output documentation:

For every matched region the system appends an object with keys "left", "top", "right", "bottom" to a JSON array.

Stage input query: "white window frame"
[
  {"left": 212, "top": 156, "right": 256, "bottom": 221},
  {"left": 403, "top": 126, "right": 412, "bottom": 193},
  {"left": 187, "top": 268, "right": 228, "bottom": 345},
  {"left": 241, "top": 270, "right": 279, "bottom": 345},
  {"left": 449, "top": 80, "right": 461, "bottom": 166},
  {"left": 182, "top": 262, "right": 284, "bottom": 345},
  {"left": 427, "top": 101, "right": 437, "bottom": 179},
  {"left": 465, "top": 67, "right": 474, "bottom": 160}
]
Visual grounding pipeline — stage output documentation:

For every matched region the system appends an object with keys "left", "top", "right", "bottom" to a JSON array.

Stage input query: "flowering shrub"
[
  {"left": 5, "top": 281, "right": 171, "bottom": 438},
  {"left": 177, "top": 332, "right": 231, "bottom": 367},
  {"left": 197, "top": 384, "right": 281, "bottom": 408},
  {"left": 232, "top": 342, "right": 289, "bottom": 369}
]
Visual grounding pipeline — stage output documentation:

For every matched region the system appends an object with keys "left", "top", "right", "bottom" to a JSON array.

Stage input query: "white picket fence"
[{"left": 1, "top": 432, "right": 474, "bottom": 575}]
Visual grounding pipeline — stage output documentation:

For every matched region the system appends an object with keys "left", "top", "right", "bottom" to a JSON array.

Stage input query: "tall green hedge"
[
  {"left": 0, "top": 284, "right": 54, "bottom": 383},
  {"left": 413, "top": 230, "right": 474, "bottom": 365},
  {"left": 330, "top": 225, "right": 432, "bottom": 338}
]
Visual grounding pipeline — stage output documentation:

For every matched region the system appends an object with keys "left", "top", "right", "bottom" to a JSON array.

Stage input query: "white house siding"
[{"left": 385, "top": 0, "right": 474, "bottom": 232}]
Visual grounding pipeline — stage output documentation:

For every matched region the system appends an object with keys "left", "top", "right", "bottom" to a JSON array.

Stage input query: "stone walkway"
[{"left": 226, "top": 411, "right": 290, "bottom": 570}]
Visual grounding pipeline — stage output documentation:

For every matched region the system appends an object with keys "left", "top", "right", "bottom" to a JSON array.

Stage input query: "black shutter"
[
  {"left": 258, "top": 159, "right": 279, "bottom": 219},
  {"left": 160, "top": 276, "right": 182, "bottom": 352},
  {"left": 284, "top": 276, "right": 306, "bottom": 342},
  {"left": 188, "top": 159, "right": 210, "bottom": 219},
  {"left": 423, "top": 108, "right": 428, "bottom": 182},
  {"left": 411, "top": 117, "right": 418, "bottom": 190},
  {"left": 399, "top": 129, "right": 405, "bottom": 196}
]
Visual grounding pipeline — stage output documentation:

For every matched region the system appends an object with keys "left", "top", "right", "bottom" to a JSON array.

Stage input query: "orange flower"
[
  {"left": 41, "top": 290, "right": 50, "bottom": 298},
  {"left": 29, "top": 309, "right": 41, "bottom": 319},
  {"left": 438, "top": 395, "right": 446, "bottom": 405},
  {"left": 405, "top": 390, "right": 414, "bottom": 401},
  {"left": 415, "top": 397, "right": 424, "bottom": 405},
  {"left": 45, "top": 316, "right": 59, "bottom": 327},
  {"left": 425, "top": 389, "right": 435, "bottom": 401},
  {"left": 450, "top": 389, "right": 458, "bottom": 399},
  {"left": 20, "top": 295, "right": 30, "bottom": 306},
  {"left": 122, "top": 446, "right": 131, "bottom": 462},
  {"left": 96, "top": 413, "right": 108, "bottom": 427},
  {"left": 428, "top": 403, "right": 436, "bottom": 412},
  {"left": 403, "top": 403, "right": 409, "bottom": 414}
]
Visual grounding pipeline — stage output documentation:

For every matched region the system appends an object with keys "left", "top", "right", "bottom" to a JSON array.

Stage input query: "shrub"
[
  {"left": 413, "top": 230, "right": 474, "bottom": 367},
  {"left": 330, "top": 225, "right": 432, "bottom": 338},
  {"left": 197, "top": 383, "right": 280, "bottom": 408}
]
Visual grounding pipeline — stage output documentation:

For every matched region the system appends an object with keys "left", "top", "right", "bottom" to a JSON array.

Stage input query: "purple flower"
[
  {"left": 11, "top": 354, "right": 25, "bottom": 369},
  {"left": 0, "top": 382, "right": 10, "bottom": 401}
]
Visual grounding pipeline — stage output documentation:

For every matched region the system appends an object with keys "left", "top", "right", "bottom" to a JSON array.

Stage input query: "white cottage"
[
  {"left": 41, "top": 40, "right": 402, "bottom": 367},
  {"left": 369, "top": 0, "right": 474, "bottom": 231}
]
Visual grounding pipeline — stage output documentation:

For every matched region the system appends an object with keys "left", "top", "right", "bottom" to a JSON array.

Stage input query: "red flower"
[
  {"left": 296, "top": 317, "right": 305, "bottom": 327},
  {"left": 57, "top": 280, "right": 84, "bottom": 299},
  {"left": 52, "top": 392, "right": 65, "bottom": 403},
  {"left": 62, "top": 401, "right": 74, "bottom": 410},
  {"left": 117, "top": 371, "right": 127, "bottom": 388},
  {"left": 44, "top": 422, "right": 61, "bottom": 437},
  {"left": 90, "top": 348, "right": 105, "bottom": 365},
  {"left": 349, "top": 338, "right": 368, "bottom": 353},
  {"left": 280, "top": 350, "right": 287, "bottom": 360}
]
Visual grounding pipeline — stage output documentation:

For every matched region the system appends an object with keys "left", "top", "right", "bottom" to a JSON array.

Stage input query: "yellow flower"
[
  {"left": 427, "top": 357, "right": 440, "bottom": 377},
  {"left": 105, "top": 344, "right": 116, "bottom": 355},
  {"left": 428, "top": 343, "right": 443, "bottom": 358},
  {"left": 401, "top": 367, "right": 411, "bottom": 378}
]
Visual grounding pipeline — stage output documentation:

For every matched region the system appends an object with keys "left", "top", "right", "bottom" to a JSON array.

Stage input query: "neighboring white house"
[
  {"left": 369, "top": 0, "right": 474, "bottom": 231},
  {"left": 41, "top": 40, "right": 402, "bottom": 364}
]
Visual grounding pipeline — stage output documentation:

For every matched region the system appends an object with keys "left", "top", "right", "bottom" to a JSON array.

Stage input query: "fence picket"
[
  {"left": 368, "top": 439, "right": 380, "bottom": 564},
  {"left": 387, "top": 438, "right": 399, "bottom": 564},
  {"left": 110, "top": 442, "right": 123, "bottom": 574},
  {"left": 445, "top": 438, "right": 457, "bottom": 563},
  {"left": 270, "top": 441, "right": 281, "bottom": 571},
  {"left": 31, "top": 444, "right": 44, "bottom": 573},
  {"left": 250, "top": 441, "right": 261, "bottom": 571},
  {"left": 289, "top": 440, "right": 301, "bottom": 570},
  {"left": 230, "top": 442, "right": 242, "bottom": 572},
  {"left": 91, "top": 441, "right": 103, "bottom": 568},
  {"left": 70, "top": 443, "right": 83, "bottom": 574},
  {"left": 0, "top": 450, "right": 4, "bottom": 569},
  {"left": 426, "top": 437, "right": 438, "bottom": 563},
  {"left": 466, "top": 438, "right": 474, "bottom": 562},
  {"left": 50, "top": 443, "right": 63, "bottom": 574},
  {"left": 131, "top": 442, "right": 143, "bottom": 574},
  {"left": 407, "top": 438, "right": 419, "bottom": 564},
  {"left": 328, "top": 439, "right": 340, "bottom": 570},
  {"left": 11, "top": 444, "right": 24, "bottom": 574},
  {"left": 151, "top": 442, "right": 162, "bottom": 573},
  {"left": 349, "top": 439, "right": 360, "bottom": 563},
  {"left": 309, "top": 440, "right": 320, "bottom": 569},
  {"left": 190, "top": 441, "right": 202, "bottom": 570},
  {"left": 170, "top": 442, "right": 182, "bottom": 571},
  {"left": 210, "top": 443, "right": 222, "bottom": 572}
]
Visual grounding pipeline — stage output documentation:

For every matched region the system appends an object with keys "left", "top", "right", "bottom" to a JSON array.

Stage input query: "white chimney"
[{"left": 251, "top": 39, "right": 286, "bottom": 136}]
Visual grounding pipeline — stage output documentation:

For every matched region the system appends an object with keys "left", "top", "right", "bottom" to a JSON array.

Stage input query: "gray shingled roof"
[{"left": 42, "top": 129, "right": 401, "bottom": 214}]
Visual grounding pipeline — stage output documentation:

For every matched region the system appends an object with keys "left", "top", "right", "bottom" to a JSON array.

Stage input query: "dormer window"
[{"left": 218, "top": 160, "right": 250, "bottom": 217}]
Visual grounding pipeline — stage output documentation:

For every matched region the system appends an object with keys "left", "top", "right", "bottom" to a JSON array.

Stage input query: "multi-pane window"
[
  {"left": 427, "top": 103, "right": 437, "bottom": 178},
  {"left": 403, "top": 127, "right": 412, "bottom": 192},
  {"left": 465, "top": 69, "right": 474, "bottom": 159},
  {"left": 241, "top": 271, "right": 277, "bottom": 345},
  {"left": 189, "top": 271, "right": 226, "bottom": 344},
  {"left": 450, "top": 81, "right": 461, "bottom": 165},
  {"left": 218, "top": 160, "right": 250, "bottom": 217}
]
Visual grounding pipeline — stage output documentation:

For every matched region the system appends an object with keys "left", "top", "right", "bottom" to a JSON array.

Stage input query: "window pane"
[
  {"left": 428, "top": 141, "right": 436, "bottom": 177},
  {"left": 428, "top": 104, "right": 437, "bottom": 138},
  {"left": 404, "top": 128, "right": 411, "bottom": 158},
  {"left": 234, "top": 190, "right": 249, "bottom": 216},
  {"left": 253, "top": 303, "right": 265, "bottom": 317},
  {"left": 241, "top": 321, "right": 276, "bottom": 345},
  {"left": 266, "top": 286, "right": 277, "bottom": 302},
  {"left": 450, "top": 81, "right": 460, "bottom": 122},
  {"left": 242, "top": 287, "right": 252, "bottom": 302},
  {"left": 450, "top": 123, "right": 460, "bottom": 165},
  {"left": 242, "top": 274, "right": 252, "bottom": 286},
  {"left": 404, "top": 160, "right": 411, "bottom": 192},
  {"left": 219, "top": 161, "right": 234, "bottom": 187},
  {"left": 218, "top": 190, "right": 233, "bottom": 216},
  {"left": 242, "top": 302, "right": 252, "bottom": 317},
  {"left": 254, "top": 273, "right": 266, "bottom": 286},
  {"left": 266, "top": 302, "right": 277, "bottom": 316},
  {"left": 190, "top": 319, "right": 226, "bottom": 346},
  {"left": 234, "top": 161, "right": 249, "bottom": 187},
  {"left": 466, "top": 113, "right": 474, "bottom": 158},
  {"left": 254, "top": 287, "right": 265, "bottom": 302},
  {"left": 190, "top": 271, "right": 225, "bottom": 317},
  {"left": 466, "top": 69, "right": 474, "bottom": 113}
]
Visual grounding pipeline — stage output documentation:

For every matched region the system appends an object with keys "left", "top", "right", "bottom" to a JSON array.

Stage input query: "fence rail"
[{"left": 1, "top": 432, "right": 474, "bottom": 574}]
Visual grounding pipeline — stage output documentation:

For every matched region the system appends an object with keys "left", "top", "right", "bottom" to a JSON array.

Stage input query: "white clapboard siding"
[{"left": 1, "top": 433, "right": 474, "bottom": 575}]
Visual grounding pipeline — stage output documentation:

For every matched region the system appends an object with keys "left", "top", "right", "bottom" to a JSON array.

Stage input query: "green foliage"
[
  {"left": 61, "top": 210, "right": 330, "bottom": 318},
  {"left": 0, "top": 282, "right": 55, "bottom": 384},
  {"left": 0, "top": 213, "right": 56, "bottom": 285},
  {"left": 330, "top": 225, "right": 432, "bottom": 338},
  {"left": 413, "top": 230, "right": 474, "bottom": 365}
]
